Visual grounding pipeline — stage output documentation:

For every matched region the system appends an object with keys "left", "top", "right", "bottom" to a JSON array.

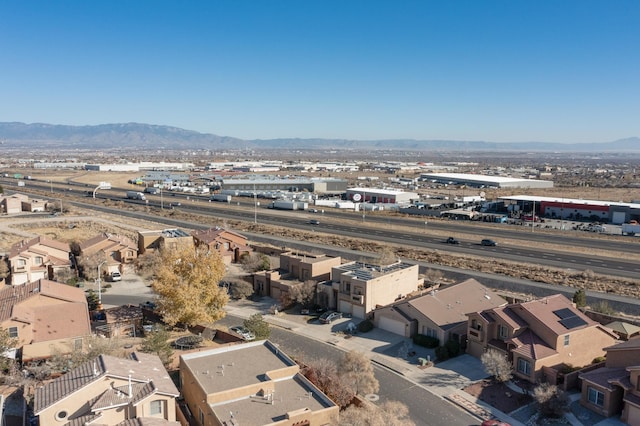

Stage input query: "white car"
[
  {"left": 110, "top": 271, "right": 122, "bottom": 281},
  {"left": 230, "top": 326, "right": 255, "bottom": 341}
]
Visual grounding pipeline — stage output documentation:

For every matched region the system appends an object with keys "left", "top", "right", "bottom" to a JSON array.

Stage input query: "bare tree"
[
  {"left": 339, "top": 400, "right": 416, "bottom": 426},
  {"left": 481, "top": 349, "right": 513, "bottom": 383},
  {"left": 377, "top": 246, "right": 397, "bottom": 265},
  {"left": 301, "top": 357, "right": 354, "bottom": 408},
  {"left": 339, "top": 350, "right": 379, "bottom": 396},
  {"left": 533, "top": 383, "right": 570, "bottom": 418},
  {"left": 289, "top": 280, "right": 317, "bottom": 308}
]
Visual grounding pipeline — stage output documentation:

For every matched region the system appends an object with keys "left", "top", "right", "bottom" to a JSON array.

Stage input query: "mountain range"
[{"left": 0, "top": 121, "right": 638, "bottom": 153}]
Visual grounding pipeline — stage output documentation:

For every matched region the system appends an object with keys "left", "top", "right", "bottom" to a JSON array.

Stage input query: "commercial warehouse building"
[{"left": 420, "top": 173, "right": 553, "bottom": 189}]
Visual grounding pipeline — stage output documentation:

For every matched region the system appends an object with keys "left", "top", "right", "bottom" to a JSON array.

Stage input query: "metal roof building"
[{"left": 420, "top": 173, "right": 553, "bottom": 189}]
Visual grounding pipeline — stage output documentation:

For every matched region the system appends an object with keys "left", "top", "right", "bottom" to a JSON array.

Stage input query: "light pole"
[
  {"left": 254, "top": 183, "right": 257, "bottom": 224},
  {"left": 160, "top": 187, "right": 163, "bottom": 210},
  {"left": 97, "top": 260, "right": 107, "bottom": 306}
]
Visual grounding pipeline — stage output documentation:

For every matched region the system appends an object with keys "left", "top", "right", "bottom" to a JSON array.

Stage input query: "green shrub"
[
  {"left": 592, "top": 356, "right": 606, "bottom": 364},
  {"left": 435, "top": 346, "right": 450, "bottom": 361},
  {"left": 357, "top": 320, "right": 374, "bottom": 333},
  {"left": 444, "top": 339, "right": 461, "bottom": 358},
  {"left": 413, "top": 334, "right": 439, "bottom": 348}
]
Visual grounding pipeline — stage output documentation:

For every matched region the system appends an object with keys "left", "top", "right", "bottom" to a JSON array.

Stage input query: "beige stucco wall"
[{"left": 38, "top": 375, "right": 175, "bottom": 424}]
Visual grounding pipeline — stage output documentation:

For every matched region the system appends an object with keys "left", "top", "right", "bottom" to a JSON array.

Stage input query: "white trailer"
[
  {"left": 125, "top": 191, "right": 147, "bottom": 201},
  {"left": 211, "top": 194, "right": 232, "bottom": 203},
  {"left": 622, "top": 223, "right": 640, "bottom": 236}
]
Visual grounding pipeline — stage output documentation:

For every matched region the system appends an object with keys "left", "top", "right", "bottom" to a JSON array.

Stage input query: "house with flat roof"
[
  {"left": 8, "top": 236, "right": 71, "bottom": 285},
  {"left": 0, "top": 279, "right": 91, "bottom": 363},
  {"left": 137, "top": 229, "right": 193, "bottom": 255},
  {"left": 466, "top": 294, "right": 618, "bottom": 384},
  {"left": 373, "top": 279, "right": 507, "bottom": 343},
  {"left": 318, "top": 260, "right": 421, "bottom": 319},
  {"left": 34, "top": 352, "right": 180, "bottom": 425},
  {"left": 579, "top": 337, "right": 640, "bottom": 423},
  {"left": 179, "top": 341, "right": 338, "bottom": 426},
  {"left": 253, "top": 252, "right": 342, "bottom": 301}
]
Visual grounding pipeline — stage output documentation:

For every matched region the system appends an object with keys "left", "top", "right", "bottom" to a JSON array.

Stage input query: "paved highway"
[{"left": 4, "top": 178, "right": 639, "bottom": 279}]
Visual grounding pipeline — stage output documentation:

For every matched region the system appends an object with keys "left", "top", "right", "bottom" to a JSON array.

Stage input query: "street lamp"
[{"left": 97, "top": 260, "right": 107, "bottom": 306}]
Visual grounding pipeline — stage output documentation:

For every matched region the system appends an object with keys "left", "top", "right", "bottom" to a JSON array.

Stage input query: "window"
[
  {"left": 564, "top": 335, "right": 570, "bottom": 346},
  {"left": 34, "top": 256, "right": 43, "bottom": 265},
  {"left": 199, "top": 407, "right": 205, "bottom": 425},
  {"left": 150, "top": 400, "right": 163, "bottom": 416},
  {"left": 345, "top": 283, "right": 351, "bottom": 293},
  {"left": 74, "top": 338, "right": 83, "bottom": 351},
  {"left": 498, "top": 325, "right": 508, "bottom": 339},
  {"left": 587, "top": 387, "right": 604, "bottom": 406},
  {"left": 17, "top": 259, "right": 26, "bottom": 267},
  {"left": 8, "top": 327, "right": 18, "bottom": 338},
  {"left": 517, "top": 358, "right": 531, "bottom": 376}
]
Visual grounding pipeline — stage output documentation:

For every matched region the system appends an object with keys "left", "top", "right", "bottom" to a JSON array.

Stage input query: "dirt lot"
[{"left": 463, "top": 379, "right": 534, "bottom": 414}]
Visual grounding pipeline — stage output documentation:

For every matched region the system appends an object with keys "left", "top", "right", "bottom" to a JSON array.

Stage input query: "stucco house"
[
  {"left": 466, "top": 294, "right": 618, "bottom": 384},
  {"left": 373, "top": 278, "right": 507, "bottom": 344},
  {"left": 0, "top": 279, "right": 91, "bottom": 363},
  {"left": 8, "top": 236, "right": 72, "bottom": 285},
  {"left": 191, "top": 227, "right": 252, "bottom": 264},
  {"left": 253, "top": 251, "right": 342, "bottom": 301},
  {"left": 34, "top": 352, "right": 180, "bottom": 425},
  {"left": 317, "top": 260, "right": 421, "bottom": 319},
  {"left": 179, "top": 341, "right": 338, "bottom": 426},
  {"left": 579, "top": 337, "right": 640, "bottom": 423},
  {"left": 137, "top": 229, "right": 193, "bottom": 255},
  {"left": 79, "top": 233, "right": 138, "bottom": 272}
]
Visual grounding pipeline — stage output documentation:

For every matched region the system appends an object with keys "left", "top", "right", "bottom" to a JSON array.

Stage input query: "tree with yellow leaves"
[{"left": 153, "top": 245, "right": 228, "bottom": 327}]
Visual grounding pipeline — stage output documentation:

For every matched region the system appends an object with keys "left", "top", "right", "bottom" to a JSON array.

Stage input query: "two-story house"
[
  {"left": 137, "top": 229, "right": 193, "bottom": 255},
  {"left": 579, "top": 337, "right": 640, "bottom": 423},
  {"left": 34, "top": 352, "right": 180, "bottom": 425},
  {"left": 79, "top": 233, "right": 138, "bottom": 273},
  {"left": 466, "top": 294, "right": 618, "bottom": 383},
  {"left": 0, "top": 279, "right": 91, "bottom": 363},
  {"left": 8, "top": 236, "right": 72, "bottom": 285},
  {"left": 373, "top": 278, "right": 507, "bottom": 343},
  {"left": 253, "top": 251, "right": 342, "bottom": 301},
  {"left": 192, "top": 227, "right": 252, "bottom": 264},
  {"left": 179, "top": 341, "right": 338, "bottom": 426},
  {"left": 319, "top": 260, "right": 421, "bottom": 319}
]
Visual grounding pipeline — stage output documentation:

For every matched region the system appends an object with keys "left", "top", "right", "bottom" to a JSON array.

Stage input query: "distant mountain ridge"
[{"left": 0, "top": 121, "right": 637, "bottom": 152}]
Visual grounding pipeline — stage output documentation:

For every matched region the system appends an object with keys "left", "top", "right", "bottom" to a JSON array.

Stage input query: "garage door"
[
  {"left": 379, "top": 316, "right": 406, "bottom": 336},
  {"left": 627, "top": 405, "right": 640, "bottom": 426},
  {"left": 338, "top": 300, "right": 352, "bottom": 315},
  {"left": 352, "top": 305, "right": 365, "bottom": 319}
]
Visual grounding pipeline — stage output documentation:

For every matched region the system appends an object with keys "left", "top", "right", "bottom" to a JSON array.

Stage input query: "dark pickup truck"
[{"left": 446, "top": 237, "right": 460, "bottom": 244}]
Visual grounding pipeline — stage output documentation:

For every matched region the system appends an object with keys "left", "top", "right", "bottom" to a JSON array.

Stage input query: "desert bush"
[
  {"left": 435, "top": 346, "right": 449, "bottom": 361},
  {"left": 591, "top": 301, "right": 615, "bottom": 315},
  {"left": 444, "top": 339, "right": 461, "bottom": 358},
  {"left": 481, "top": 349, "right": 512, "bottom": 383},
  {"left": 573, "top": 289, "right": 586, "bottom": 308},
  {"left": 227, "top": 278, "right": 254, "bottom": 300},
  {"left": 592, "top": 356, "right": 606, "bottom": 364},
  {"left": 357, "top": 319, "right": 374, "bottom": 333},
  {"left": 533, "top": 383, "right": 570, "bottom": 418},
  {"left": 413, "top": 334, "right": 439, "bottom": 348}
]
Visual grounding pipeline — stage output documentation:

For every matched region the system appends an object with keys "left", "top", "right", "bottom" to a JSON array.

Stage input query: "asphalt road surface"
[{"left": 218, "top": 314, "right": 478, "bottom": 426}]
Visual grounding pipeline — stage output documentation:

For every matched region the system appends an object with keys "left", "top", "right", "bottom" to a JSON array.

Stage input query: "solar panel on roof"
[
  {"left": 560, "top": 316, "right": 587, "bottom": 329},
  {"left": 553, "top": 308, "right": 575, "bottom": 319}
]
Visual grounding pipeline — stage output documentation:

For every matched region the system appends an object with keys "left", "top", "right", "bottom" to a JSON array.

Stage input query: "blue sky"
[{"left": 1, "top": 1, "right": 638, "bottom": 142}]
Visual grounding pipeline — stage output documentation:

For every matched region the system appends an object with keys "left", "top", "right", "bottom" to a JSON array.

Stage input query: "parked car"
[
  {"left": 446, "top": 237, "right": 460, "bottom": 244},
  {"left": 230, "top": 326, "right": 255, "bottom": 341},
  {"left": 319, "top": 311, "right": 342, "bottom": 324},
  {"left": 481, "top": 239, "right": 497, "bottom": 246},
  {"left": 110, "top": 271, "right": 122, "bottom": 281},
  {"left": 308, "top": 208, "right": 319, "bottom": 213}
]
